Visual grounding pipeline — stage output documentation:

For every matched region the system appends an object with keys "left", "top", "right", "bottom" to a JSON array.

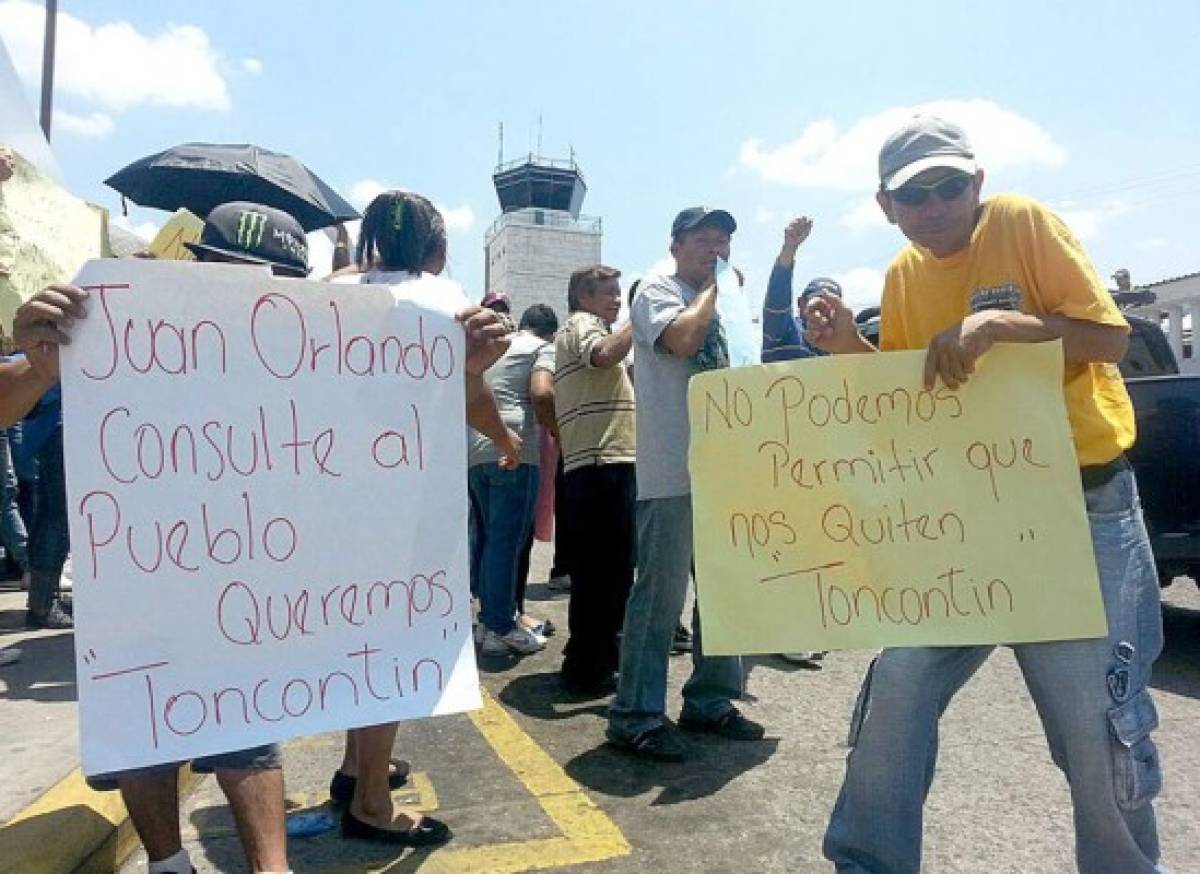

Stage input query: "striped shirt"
[
  {"left": 761, "top": 263, "right": 824, "bottom": 362},
  {"left": 553, "top": 312, "right": 636, "bottom": 472}
]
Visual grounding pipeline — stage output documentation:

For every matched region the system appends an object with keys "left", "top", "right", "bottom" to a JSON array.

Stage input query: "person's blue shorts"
[{"left": 85, "top": 744, "right": 282, "bottom": 791}]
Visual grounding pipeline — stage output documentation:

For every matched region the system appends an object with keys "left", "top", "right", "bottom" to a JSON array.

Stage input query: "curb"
[{"left": 0, "top": 766, "right": 203, "bottom": 874}]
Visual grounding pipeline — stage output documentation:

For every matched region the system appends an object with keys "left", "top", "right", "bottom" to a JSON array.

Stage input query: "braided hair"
[{"left": 356, "top": 190, "right": 447, "bottom": 273}]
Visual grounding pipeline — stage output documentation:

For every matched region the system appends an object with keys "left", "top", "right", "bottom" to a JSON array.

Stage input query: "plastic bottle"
[{"left": 714, "top": 258, "right": 761, "bottom": 367}]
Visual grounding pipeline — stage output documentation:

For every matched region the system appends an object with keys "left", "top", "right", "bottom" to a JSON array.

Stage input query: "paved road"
[
  {"left": 101, "top": 555, "right": 1200, "bottom": 874},
  {"left": 2, "top": 554, "right": 1198, "bottom": 873}
]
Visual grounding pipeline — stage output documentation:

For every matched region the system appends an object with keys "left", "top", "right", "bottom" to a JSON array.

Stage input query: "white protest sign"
[{"left": 61, "top": 259, "right": 480, "bottom": 776}]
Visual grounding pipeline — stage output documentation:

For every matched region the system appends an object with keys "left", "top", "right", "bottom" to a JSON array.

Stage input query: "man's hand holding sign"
[
  {"left": 688, "top": 340, "right": 1107, "bottom": 653},
  {"left": 59, "top": 258, "right": 482, "bottom": 777}
]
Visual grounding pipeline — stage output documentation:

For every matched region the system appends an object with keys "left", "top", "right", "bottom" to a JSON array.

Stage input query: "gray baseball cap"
[{"left": 878, "top": 116, "right": 977, "bottom": 191}]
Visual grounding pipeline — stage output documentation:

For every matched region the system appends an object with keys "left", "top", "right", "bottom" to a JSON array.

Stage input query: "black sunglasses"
[{"left": 889, "top": 173, "right": 973, "bottom": 207}]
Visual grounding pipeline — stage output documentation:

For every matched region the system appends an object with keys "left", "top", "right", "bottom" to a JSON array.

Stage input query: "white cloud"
[
  {"left": 739, "top": 99, "right": 1066, "bottom": 192},
  {"left": 348, "top": 178, "right": 387, "bottom": 209},
  {"left": 347, "top": 179, "right": 475, "bottom": 233},
  {"left": 440, "top": 204, "right": 475, "bottom": 232},
  {"left": 0, "top": 1, "right": 230, "bottom": 113},
  {"left": 112, "top": 215, "right": 160, "bottom": 242},
  {"left": 831, "top": 267, "right": 886, "bottom": 313},
  {"left": 840, "top": 196, "right": 889, "bottom": 232},
  {"left": 1052, "top": 199, "right": 1128, "bottom": 241},
  {"left": 753, "top": 207, "right": 776, "bottom": 225},
  {"left": 53, "top": 109, "right": 114, "bottom": 138},
  {"left": 241, "top": 58, "right": 263, "bottom": 75}
]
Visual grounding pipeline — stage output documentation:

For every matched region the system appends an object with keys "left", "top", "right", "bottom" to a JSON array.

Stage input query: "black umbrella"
[{"left": 104, "top": 142, "right": 360, "bottom": 232}]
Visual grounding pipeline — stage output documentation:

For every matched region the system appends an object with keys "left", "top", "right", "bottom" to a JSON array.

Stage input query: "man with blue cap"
[{"left": 606, "top": 206, "right": 766, "bottom": 762}]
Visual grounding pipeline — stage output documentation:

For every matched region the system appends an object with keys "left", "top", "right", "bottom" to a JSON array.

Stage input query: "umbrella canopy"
[{"left": 104, "top": 143, "right": 359, "bottom": 232}]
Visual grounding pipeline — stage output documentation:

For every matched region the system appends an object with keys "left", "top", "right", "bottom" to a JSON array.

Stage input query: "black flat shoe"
[
  {"left": 329, "top": 757, "right": 411, "bottom": 804},
  {"left": 341, "top": 809, "right": 452, "bottom": 846}
]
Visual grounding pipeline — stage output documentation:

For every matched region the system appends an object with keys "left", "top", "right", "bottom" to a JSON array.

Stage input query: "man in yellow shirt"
[{"left": 807, "top": 116, "right": 1165, "bottom": 874}]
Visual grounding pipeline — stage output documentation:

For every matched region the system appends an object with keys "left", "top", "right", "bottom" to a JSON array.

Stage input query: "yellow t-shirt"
[{"left": 879, "top": 193, "right": 1134, "bottom": 466}]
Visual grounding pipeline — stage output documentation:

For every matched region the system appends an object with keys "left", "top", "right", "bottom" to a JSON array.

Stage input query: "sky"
[{"left": 1, "top": 0, "right": 1199, "bottom": 313}]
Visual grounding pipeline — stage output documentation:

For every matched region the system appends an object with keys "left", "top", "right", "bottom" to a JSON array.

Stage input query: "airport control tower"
[{"left": 483, "top": 152, "right": 602, "bottom": 322}]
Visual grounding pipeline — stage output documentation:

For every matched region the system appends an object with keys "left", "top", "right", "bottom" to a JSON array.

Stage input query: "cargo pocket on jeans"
[{"left": 1108, "top": 689, "right": 1162, "bottom": 811}]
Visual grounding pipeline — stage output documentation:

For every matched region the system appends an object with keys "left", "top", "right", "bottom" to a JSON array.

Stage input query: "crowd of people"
[{"left": 0, "top": 114, "right": 1169, "bottom": 874}]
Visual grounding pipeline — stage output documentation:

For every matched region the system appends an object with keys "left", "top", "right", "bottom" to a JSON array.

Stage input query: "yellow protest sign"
[
  {"left": 688, "top": 342, "right": 1107, "bottom": 654},
  {"left": 148, "top": 208, "right": 204, "bottom": 261},
  {"left": 0, "top": 148, "right": 107, "bottom": 326}
]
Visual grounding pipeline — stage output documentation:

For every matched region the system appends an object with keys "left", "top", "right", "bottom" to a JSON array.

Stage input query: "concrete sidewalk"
[{"left": 4, "top": 551, "right": 1200, "bottom": 874}]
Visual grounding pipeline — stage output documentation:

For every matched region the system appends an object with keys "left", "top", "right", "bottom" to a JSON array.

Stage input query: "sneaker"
[
  {"left": 519, "top": 613, "right": 555, "bottom": 638},
  {"left": 26, "top": 601, "right": 73, "bottom": 629},
  {"left": 547, "top": 575, "right": 572, "bottom": 592},
  {"left": 678, "top": 707, "right": 765, "bottom": 741},
  {"left": 605, "top": 724, "right": 687, "bottom": 762},
  {"left": 778, "top": 651, "right": 827, "bottom": 665},
  {"left": 671, "top": 624, "right": 692, "bottom": 654},
  {"left": 480, "top": 626, "right": 545, "bottom": 656}
]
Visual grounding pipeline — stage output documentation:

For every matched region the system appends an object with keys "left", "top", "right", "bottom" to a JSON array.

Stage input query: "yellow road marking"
[
  {"left": 4, "top": 691, "right": 628, "bottom": 874},
  {"left": 0, "top": 765, "right": 200, "bottom": 874},
  {"left": 325, "top": 690, "right": 631, "bottom": 873}
]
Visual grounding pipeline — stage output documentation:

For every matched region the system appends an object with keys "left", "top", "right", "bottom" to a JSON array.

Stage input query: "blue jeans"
[
  {"left": 824, "top": 468, "right": 1165, "bottom": 874},
  {"left": 27, "top": 427, "right": 69, "bottom": 614},
  {"left": 608, "top": 495, "right": 745, "bottom": 738},
  {"left": 9, "top": 424, "right": 37, "bottom": 531},
  {"left": 0, "top": 428, "right": 28, "bottom": 571},
  {"left": 468, "top": 463, "right": 538, "bottom": 635}
]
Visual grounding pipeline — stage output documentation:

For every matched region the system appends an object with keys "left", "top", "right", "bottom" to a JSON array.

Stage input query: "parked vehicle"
[{"left": 1122, "top": 316, "right": 1200, "bottom": 586}]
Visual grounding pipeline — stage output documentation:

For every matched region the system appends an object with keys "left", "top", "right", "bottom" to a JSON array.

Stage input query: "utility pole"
[{"left": 39, "top": 0, "right": 57, "bottom": 140}]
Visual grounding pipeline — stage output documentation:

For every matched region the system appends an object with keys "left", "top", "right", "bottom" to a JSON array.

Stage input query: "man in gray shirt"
[{"left": 606, "top": 207, "right": 765, "bottom": 761}]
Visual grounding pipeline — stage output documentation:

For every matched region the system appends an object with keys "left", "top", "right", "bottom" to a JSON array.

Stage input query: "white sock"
[{"left": 148, "top": 848, "right": 191, "bottom": 874}]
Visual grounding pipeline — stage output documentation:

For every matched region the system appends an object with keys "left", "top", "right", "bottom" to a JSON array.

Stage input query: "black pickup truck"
[
  {"left": 855, "top": 309, "right": 1200, "bottom": 588},
  {"left": 1120, "top": 316, "right": 1200, "bottom": 586}
]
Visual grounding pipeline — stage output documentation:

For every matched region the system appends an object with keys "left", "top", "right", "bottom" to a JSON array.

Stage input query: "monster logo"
[{"left": 235, "top": 210, "right": 268, "bottom": 248}]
